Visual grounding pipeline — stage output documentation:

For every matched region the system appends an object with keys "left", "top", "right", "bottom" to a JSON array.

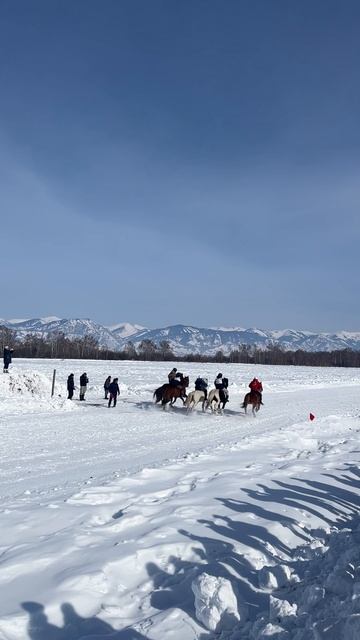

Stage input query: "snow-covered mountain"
[
  {"left": 2, "top": 317, "right": 360, "bottom": 355},
  {"left": 107, "top": 322, "right": 146, "bottom": 339},
  {"left": 1, "top": 317, "right": 122, "bottom": 351},
  {"left": 121, "top": 324, "right": 360, "bottom": 355}
]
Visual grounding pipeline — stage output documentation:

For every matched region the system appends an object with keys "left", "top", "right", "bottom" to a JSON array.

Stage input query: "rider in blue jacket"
[{"left": 195, "top": 376, "right": 208, "bottom": 400}]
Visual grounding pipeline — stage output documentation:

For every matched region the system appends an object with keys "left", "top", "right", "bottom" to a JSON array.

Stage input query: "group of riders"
[{"left": 167, "top": 367, "right": 263, "bottom": 405}]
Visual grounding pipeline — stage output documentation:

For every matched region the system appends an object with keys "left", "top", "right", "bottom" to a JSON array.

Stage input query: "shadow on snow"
[
  {"left": 144, "top": 464, "right": 360, "bottom": 636},
  {"left": 21, "top": 601, "right": 149, "bottom": 640}
]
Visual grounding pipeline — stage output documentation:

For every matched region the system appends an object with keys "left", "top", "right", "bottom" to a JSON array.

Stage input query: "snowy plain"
[{"left": 1, "top": 358, "right": 360, "bottom": 639}]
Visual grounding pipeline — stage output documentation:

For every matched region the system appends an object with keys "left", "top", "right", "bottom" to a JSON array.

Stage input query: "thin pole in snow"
[{"left": 51, "top": 369, "right": 56, "bottom": 397}]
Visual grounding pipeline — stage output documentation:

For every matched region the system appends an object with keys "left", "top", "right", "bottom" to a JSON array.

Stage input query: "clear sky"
[{"left": 1, "top": 0, "right": 359, "bottom": 331}]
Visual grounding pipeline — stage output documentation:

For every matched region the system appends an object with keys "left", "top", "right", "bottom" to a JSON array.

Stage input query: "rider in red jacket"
[{"left": 249, "top": 377, "right": 263, "bottom": 394}]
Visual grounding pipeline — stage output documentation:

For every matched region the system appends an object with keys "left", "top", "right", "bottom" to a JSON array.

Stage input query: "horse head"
[{"left": 183, "top": 376, "right": 189, "bottom": 387}]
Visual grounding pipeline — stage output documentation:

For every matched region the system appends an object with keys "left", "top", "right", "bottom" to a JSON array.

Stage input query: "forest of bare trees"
[{"left": 1, "top": 326, "right": 360, "bottom": 367}]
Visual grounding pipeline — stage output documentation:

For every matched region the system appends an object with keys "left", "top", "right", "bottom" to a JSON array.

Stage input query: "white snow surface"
[{"left": 1, "top": 358, "right": 360, "bottom": 639}]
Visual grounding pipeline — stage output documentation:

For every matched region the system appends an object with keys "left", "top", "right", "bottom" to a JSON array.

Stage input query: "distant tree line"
[{"left": 1, "top": 326, "right": 360, "bottom": 367}]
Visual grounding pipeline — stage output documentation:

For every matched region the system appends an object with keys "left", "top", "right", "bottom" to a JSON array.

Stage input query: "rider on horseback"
[
  {"left": 168, "top": 367, "right": 182, "bottom": 387},
  {"left": 195, "top": 376, "right": 208, "bottom": 400},
  {"left": 214, "top": 373, "right": 229, "bottom": 405},
  {"left": 249, "top": 377, "right": 263, "bottom": 402}
]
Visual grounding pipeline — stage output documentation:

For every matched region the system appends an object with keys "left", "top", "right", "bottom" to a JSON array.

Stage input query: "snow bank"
[
  {"left": 245, "top": 519, "right": 360, "bottom": 639},
  {"left": 0, "top": 371, "right": 75, "bottom": 414}
]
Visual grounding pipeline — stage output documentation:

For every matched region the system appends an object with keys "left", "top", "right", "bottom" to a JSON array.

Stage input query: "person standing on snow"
[
  {"left": 79, "top": 372, "right": 89, "bottom": 401},
  {"left": 108, "top": 378, "right": 120, "bottom": 408},
  {"left": 3, "top": 346, "right": 14, "bottom": 373},
  {"left": 67, "top": 373, "right": 75, "bottom": 400},
  {"left": 104, "top": 375, "right": 111, "bottom": 399}
]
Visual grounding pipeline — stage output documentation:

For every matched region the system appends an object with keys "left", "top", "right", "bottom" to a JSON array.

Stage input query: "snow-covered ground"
[{"left": 1, "top": 358, "right": 360, "bottom": 639}]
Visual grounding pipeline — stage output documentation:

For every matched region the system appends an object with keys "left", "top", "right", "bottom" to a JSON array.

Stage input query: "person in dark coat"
[
  {"left": 104, "top": 375, "right": 111, "bottom": 399},
  {"left": 214, "top": 373, "right": 229, "bottom": 404},
  {"left": 108, "top": 378, "right": 120, "bottom": 407},
  {"left": 79, "top": 372, "right": 89, "bottom": 400},
  {"left": 195, "top": 376, "right": 208, "bottom": 400},
  {"left": 3, "top": 346, "right": 14, "bottom": 373},
  {"left": 67, "top": 373, "right": 75, "bottom": 400}
]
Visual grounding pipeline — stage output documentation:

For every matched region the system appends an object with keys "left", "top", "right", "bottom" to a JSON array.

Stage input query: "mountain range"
[{"left": 2, "top": 317, "right": 360, "bottom": 355}]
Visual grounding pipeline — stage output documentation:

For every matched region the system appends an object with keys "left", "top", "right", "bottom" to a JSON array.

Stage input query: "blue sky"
[{"left": 1, "top": 0, "right": 359, "bottom": 331}]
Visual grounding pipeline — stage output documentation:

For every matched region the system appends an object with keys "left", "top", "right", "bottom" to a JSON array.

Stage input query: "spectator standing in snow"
[
  {"left": 108, "top": 378, "right": 120, "bottom": 408},
  {"left": 3, "top": 346, "right": 14, "bottom": 373},
  {"left": 67, "top": 373, "right": 75, "bottom": 400},
  {"left": 104, "top": 375, "right": 111, "bottom": 399},
  {"left": 79, "top": 372, "right": 89, "bottom": 401}
]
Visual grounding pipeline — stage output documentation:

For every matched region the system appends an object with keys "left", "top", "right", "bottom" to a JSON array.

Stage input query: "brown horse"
[
  {"left": 154, "top": 373, "right": 186, "bottom": 404},
  {"left": 153, "top": 383, "right": 168, "bottom": 404},
  {"left": 161, "top": 376, "right": 189, "bottom": 409},
  {"left": 242, "top": 390, "right": 263, "bottom": 416}
]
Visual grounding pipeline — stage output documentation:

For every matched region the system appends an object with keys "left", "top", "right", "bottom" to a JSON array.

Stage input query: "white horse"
[
  {"left": 185, "top": 390, "right": 206, "bottom": 412},
  {"left": 206, "top": 388, "right": 229, "bottom": 413}
]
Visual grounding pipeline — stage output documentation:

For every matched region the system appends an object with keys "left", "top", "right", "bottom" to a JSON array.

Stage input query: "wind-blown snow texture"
[
  {"left": 3, "top": 317, "right": 360, "bottom": 354},
  {"left": 1, "top": 359, "right": 360, "bottom": 639}
]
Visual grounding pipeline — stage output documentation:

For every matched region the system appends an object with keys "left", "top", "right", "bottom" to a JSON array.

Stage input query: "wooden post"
[{"left": 51, "top": 369, "right": 56, "bottom": 397}]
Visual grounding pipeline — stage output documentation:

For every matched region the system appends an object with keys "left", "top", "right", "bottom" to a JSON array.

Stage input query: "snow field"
[{"left": 1, "top": 359, "right": 360, "bottom": 639}]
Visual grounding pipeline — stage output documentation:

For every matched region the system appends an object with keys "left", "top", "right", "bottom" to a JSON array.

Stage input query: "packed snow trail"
[{"left": 1, "top": 359, "right": 360, "bottom": 639}]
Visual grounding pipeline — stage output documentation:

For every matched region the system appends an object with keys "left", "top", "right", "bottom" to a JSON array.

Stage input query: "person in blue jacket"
[{"left": 195, "top": 376, "right": 208, "bottom": 400}]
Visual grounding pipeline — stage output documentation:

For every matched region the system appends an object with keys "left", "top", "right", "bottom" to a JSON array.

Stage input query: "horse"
[
  {"left": 153, "top": 383, "right": 168, "bottom": 404},
  {"left": 206, "top": 388, "right": 229, "bottom": 413},
  {"left": 185, "top": 390, "right": 206, "bottom": 412},
  {"left": 154, "top": 372, "right": 186, "bottom": 404},
  {"left": 242, "top": 390, "right": 263, "bottom": 416},
  {"left": 161, "top": 376, "right": 189, "bottom": 410}
]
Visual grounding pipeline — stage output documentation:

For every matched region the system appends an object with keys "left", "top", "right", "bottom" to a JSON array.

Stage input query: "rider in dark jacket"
[
  {"left": 195, "top": 376, "right": 208, "bottom": 400},
  {"left": 214, "top": 373, "right": 228, "bottom": 404}
]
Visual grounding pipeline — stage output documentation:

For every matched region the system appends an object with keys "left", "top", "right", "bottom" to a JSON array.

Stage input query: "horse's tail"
[{"left": 154, "top": 387, "right": 162, "bottom": 403}]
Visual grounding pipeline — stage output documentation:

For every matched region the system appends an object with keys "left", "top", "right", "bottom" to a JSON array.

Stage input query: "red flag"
[{"left": 309, "top": 413, "right": 315, "bottom": 421}]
